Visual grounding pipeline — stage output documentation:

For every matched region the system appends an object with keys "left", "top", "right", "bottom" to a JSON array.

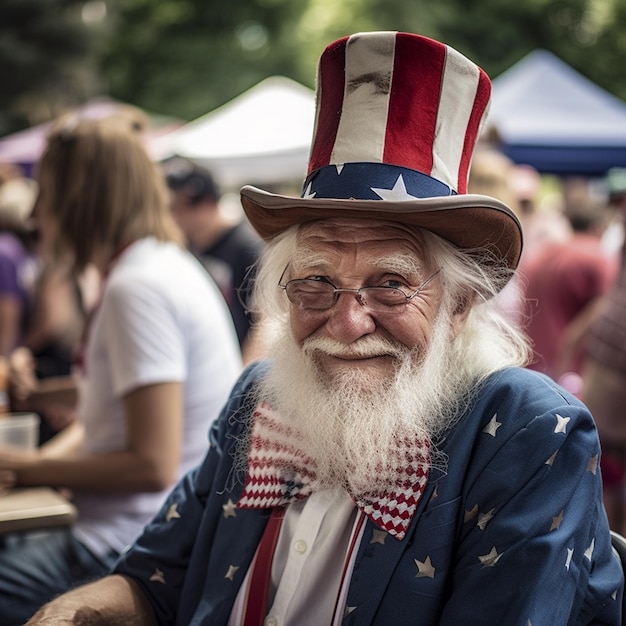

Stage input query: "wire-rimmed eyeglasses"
[{"left": 278, "top": 268, "right": 441, "bottom": 313}]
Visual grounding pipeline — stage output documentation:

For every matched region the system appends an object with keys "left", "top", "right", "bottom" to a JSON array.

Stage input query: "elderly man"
[{"left": 27, "top": 31, "right": 622, "bottom": 625}]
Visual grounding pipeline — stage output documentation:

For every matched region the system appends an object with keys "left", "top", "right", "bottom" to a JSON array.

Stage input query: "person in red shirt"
[{"left": 523, "top": 198, "right": 617, "bottom": 386}]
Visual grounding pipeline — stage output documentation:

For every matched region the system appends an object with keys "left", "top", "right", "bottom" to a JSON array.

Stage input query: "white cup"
[{"left": 0, "top": 413, "right": 40, "bottom": 449}]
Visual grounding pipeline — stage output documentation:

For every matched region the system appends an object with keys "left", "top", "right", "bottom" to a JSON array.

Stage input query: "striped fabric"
[{"left": 307, "top": 31, "right": 491, "bottom": 197}]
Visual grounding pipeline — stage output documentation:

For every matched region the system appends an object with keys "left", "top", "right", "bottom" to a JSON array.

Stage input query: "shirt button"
[
  {"left": 265, "top": 617, "right": 278, "bottom": 626},
  {"left": 294, "top": 539, "right": 307, "bottom": 554}
]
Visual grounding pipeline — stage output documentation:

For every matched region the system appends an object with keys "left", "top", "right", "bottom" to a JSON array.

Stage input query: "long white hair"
[{"left": 250, "top": 221, "right": 532, "bottom": 385}]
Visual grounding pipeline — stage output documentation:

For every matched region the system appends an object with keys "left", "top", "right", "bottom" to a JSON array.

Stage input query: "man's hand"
[{"left": 25, "top": 575, "right": 157, "bottom": 626}]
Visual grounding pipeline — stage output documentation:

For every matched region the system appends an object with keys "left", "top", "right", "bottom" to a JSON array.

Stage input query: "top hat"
[{"left": 240, "top": 31, "right": 522, "bottom": 270}]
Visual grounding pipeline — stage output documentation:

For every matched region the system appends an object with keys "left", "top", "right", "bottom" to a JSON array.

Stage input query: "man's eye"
[
  {"left": 305, "top": 275, "right": 331, "bottom": 283},
  {"left": 381, "top": 279, "right": 406, "bottom": 290}
]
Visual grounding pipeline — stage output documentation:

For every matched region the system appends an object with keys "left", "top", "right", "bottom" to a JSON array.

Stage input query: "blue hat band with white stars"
[{"left": 301, "top": 163, "right": 456, "bottom": 201}]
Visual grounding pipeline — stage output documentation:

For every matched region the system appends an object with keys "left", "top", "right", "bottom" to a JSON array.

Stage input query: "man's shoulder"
[
  {"left": 209, "top": 360, "right": 271, "bottom": 458},
  {"left": 237, "top": 359, "right": 271, "bottom": 387},
  {"left": 457, "top": 367, "right": 589, "bottom": 434},
  {"left": 439, "top": 367, "right": 598, "bottom": 485},
  {"left": 478, "top": 367, "right": 580, "bottom": 406},
  {"left": 219, "top": 360, "right": 271, "bottom": 419}
]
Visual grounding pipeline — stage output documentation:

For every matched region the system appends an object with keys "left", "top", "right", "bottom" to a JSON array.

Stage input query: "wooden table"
[{"left": 0, "top": 487, "right": 77, "bottom": 534}]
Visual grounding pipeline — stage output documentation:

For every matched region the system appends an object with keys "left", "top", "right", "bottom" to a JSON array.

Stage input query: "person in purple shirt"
[{"left": 0, "top": 174, "right": 39, "bottom": 357}]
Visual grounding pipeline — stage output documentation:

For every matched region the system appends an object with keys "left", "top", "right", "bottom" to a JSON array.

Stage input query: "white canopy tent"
[{"left": 155, "top": 76, "right": 316, "bottom": 189}]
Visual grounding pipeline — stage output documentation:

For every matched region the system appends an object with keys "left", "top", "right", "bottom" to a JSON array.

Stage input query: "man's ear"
[{"left": 450, "top": 292, "right": 474, "bottom": 339}]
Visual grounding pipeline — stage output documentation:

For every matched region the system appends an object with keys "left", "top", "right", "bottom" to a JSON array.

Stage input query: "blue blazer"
[{"left": 115, "top": 363, "right": 623, "bottom": 625}]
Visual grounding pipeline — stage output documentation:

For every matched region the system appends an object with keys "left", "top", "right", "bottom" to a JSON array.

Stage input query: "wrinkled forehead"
[
  {"left": 293, "top": 218, "right": 432, "bottom": 272},
  {"left": 297, "top": 218, "right": 428, "bottom": 245}
]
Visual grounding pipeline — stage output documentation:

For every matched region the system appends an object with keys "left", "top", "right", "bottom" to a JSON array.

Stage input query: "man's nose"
[{"left": 323, "top": 290, "right": 377, "bottom": 343}]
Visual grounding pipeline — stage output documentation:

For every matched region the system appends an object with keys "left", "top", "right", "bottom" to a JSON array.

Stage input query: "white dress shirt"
[{"left": 229, "top": 489, "right": 365, "bottom": 626}]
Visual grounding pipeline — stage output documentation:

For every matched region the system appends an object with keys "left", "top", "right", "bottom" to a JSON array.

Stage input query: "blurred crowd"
[
  {"left": 0, "top": 107, "right": 250, "bottom": 622},
  {"left": 0, "top": 100, "right": 625, "bottom": 619},
  {"left": 0, "top": 114, "right": 265, "bottom": 443}
]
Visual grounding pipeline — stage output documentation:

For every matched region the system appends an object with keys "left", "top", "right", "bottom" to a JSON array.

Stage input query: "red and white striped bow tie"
[{"left": 237, "top": 402, "right": 430, "bottom": 540}]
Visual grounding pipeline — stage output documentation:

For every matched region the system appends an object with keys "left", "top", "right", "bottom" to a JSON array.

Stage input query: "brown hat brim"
[{"left": 240, "top": 185, "right": 523, "bottom": 270}]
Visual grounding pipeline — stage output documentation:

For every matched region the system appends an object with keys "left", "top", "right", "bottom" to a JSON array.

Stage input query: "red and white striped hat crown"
[{"left": 241, "top": 31, "right": 522, "bottom": 269}]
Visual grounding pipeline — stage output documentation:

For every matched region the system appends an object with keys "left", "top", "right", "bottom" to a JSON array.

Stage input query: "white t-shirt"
[{"left": 72, "top": 237, "right": 242, "bottom": 557}]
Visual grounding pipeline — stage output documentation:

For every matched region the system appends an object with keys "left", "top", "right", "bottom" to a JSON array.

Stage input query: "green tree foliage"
[
  {"left": 433, "top": 0, "right": 626, "bottom": 100},
  {"left": 0, "top": 0, "right": 102, "bottom": 135},
  {"left": 100, "top": 0, "right": 305, "bottom": 121},
  {"left": 1, "top": 0, "right": 626, "bottom": 135}
]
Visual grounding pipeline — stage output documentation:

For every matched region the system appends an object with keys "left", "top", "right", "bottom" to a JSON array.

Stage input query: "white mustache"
[{"left": 302, "top": 336, "right": 407, "bottom": 360}]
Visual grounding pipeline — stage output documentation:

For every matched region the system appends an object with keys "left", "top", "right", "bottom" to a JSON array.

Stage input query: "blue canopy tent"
[{"left": 487, "top": 49, "right": 626, "bottom": 176}]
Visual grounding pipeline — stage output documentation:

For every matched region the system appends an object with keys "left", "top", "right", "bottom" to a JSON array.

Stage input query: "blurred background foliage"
[{"left": 1, "top": 0, "right": 626, "bottom": 135}]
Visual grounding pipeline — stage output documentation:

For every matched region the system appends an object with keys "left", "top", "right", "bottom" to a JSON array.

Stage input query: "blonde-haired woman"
[{"left": 0, "top": 112, "right": 242, "bottom": 623}]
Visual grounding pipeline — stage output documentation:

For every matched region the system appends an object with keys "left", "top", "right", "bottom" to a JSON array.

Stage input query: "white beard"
[{"left": 254, "top": 310, "right": 475, "bottom": 495}]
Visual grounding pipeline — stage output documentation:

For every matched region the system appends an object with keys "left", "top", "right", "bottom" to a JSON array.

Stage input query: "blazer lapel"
[{"left": 342, "top": 481, "right": 437, "bottom": 624}]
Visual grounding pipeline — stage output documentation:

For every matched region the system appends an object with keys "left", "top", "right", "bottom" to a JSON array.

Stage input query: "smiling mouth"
[{"left": 325, "top": 352, "right": 394, "bottom": 361}]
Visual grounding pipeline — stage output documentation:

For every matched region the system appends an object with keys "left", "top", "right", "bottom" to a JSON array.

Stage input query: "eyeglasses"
[{"left": 279, "top": 268, "right": 441, "bottom": 313}]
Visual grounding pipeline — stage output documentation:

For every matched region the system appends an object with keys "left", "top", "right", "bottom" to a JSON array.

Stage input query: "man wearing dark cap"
[
  {"left": 27, "top": 31, "right": 622, "bottom": 625},
  {"left": 163, "top": 157, "right": 264, "bottom": 362}
]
